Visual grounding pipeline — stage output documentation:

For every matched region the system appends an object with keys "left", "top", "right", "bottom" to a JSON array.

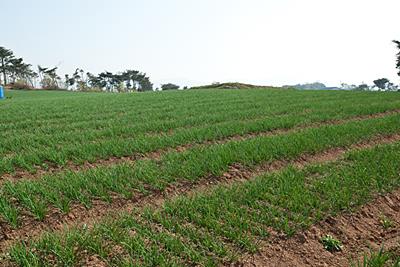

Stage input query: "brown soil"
[
  {"left": 240, "top": 189, "right": 400, "bottom": 267},
  {"left": 1, "top": 133, "right": 400, "bottom": 259},
  {"left": 1, "top": 109, "right": 399, "bottom": 185}
]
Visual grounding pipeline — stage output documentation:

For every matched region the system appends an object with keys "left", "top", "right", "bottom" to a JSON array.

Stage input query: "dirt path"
[
  {"left": 1, "top": 109, "right": 399, "bottom": 184},
  {"left": 240, "top": 189, "right": 400, "bottom": 267}
]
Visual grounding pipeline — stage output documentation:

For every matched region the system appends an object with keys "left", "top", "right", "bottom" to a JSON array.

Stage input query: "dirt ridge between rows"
[
  {"left": 240, "top": 189, "right": 400, "bottom": 267},
  {"left": 1, "top": 132, "right": 400, "bottom": 260},
  {"left": 2, "top": 109, "right": 400, "bottom": 184}
]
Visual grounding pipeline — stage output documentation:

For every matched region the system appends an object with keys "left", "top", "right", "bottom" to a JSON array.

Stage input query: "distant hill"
[
  {"left": 191, "top": 82, "right": 341, "bottom": 91},
  {"left": 190, "top": 82, "right": 280, "bottom": 90},
  {"left": 283, "top": 82, "right": 340, "bottom": 90}
]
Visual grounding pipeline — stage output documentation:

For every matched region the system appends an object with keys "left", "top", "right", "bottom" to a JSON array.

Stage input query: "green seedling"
[
  {"left": 380, "top": 216, "right": 394, "bottom": 230},
  {"left": 321, "top": 235, "right": 343, "bottom": 252}
]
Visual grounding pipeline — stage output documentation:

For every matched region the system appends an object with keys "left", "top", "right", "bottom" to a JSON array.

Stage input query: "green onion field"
[{"left": 1, "top": 88, "right": 400, "bottom": 266}]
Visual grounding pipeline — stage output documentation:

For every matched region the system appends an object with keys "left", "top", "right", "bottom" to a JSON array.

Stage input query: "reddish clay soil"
[
  {"left": 1, "top": 109, "right": 399, "bottom": 184},
  {"left": 240, "top": 189, "right": 400, "bottom": 267}
]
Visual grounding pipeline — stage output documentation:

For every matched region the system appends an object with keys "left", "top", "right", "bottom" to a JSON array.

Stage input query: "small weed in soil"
[
  {"left": 380, "top": 216, "right": 394, "bottom": 230},
  {"left": 321, "top": 235, "right": 343, "bottom": 252}
]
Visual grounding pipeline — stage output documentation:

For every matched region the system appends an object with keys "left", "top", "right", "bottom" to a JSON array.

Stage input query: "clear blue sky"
[{"left": 3, "top": 0, "right": 400, "bottom": 87}]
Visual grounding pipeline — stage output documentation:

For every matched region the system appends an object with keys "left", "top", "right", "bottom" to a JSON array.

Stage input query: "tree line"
[
  {"left": 339, "top": 77, "right": 399, "bottom": 91},
  {"left": 0, "top": 47, "right": 154, "bottom": 92},
  {"left": 64, "top": 69, "right": 153, "bottom": 92},
  {"left": 0, "top": 47, "right": 36, "bottom": 87}
]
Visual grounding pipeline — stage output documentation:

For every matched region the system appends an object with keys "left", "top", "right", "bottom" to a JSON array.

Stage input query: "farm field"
[{"left": 1, "top": 88, "right": 400, "bottom": 266}]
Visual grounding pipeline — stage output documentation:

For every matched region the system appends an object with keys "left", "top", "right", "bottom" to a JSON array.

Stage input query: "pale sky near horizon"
[{"left": 3, "top": 0, "right": 400, "bottom": 87}]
